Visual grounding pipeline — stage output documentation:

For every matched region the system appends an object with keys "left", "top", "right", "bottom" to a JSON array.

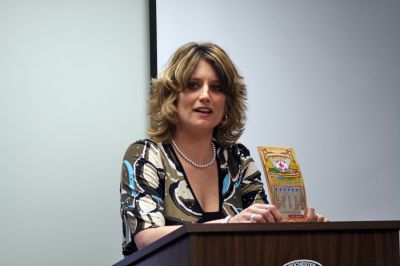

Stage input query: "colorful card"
[{"left": 257, "top": 146, "right": 308, "bottom": 222}]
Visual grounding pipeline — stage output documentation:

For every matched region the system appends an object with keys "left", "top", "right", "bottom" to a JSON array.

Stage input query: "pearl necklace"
[{"left": 172, "top": 140, "right": 216, "bottom": 168}]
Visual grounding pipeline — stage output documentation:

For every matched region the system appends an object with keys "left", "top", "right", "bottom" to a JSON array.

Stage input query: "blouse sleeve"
[
  {"left": 120, "top": 140, "right": 165, "bottom": 255},
  {"left": 235, "top": 144, "right": 269, "bottom": 208}
]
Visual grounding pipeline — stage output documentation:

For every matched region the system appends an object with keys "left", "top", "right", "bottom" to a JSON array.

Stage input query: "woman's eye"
[
  {"left": 187, "top": 81, "right": 199, "bottom": 89},
  {"left": 212, "top": 83, "right": 222, "bottom": 91}
]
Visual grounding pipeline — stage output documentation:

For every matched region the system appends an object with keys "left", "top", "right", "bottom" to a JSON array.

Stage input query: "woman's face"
[{"left": 176, "top": 59, "right": 226, "bottom": 136}]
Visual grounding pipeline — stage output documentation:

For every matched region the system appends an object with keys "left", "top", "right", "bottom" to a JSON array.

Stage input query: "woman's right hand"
[{"left": 229, "top": 203, "right": 282, "bottom": 223}]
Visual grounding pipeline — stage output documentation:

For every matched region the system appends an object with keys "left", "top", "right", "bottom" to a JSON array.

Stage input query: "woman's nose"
[{"left": 199, "top": 84, "right": 211, "bottom": 101}]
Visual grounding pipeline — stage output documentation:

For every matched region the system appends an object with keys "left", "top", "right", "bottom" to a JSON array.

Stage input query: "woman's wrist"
[{"left": 221, "top": 215, "right": 232, "bottom": 224}]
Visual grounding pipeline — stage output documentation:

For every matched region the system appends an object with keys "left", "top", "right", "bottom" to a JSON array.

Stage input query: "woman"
[{"left": 120, "top": 42, "right": 327, "bottom": 255}]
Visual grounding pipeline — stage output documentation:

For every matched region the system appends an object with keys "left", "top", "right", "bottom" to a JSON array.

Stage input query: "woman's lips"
[{"left": 194, "top": 107, "right": 212, "bottom": 113}]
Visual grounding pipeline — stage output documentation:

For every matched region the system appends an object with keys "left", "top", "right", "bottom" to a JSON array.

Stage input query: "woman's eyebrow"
[{"left": 189, "top": 76, "right": 221, "bottom": 82}]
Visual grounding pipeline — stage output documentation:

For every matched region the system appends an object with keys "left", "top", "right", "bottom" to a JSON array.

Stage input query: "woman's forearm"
[{"left": 134, "top": 225, "right": 182, "bottom": 249}]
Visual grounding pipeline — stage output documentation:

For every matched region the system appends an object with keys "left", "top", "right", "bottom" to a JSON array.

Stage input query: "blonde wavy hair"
[{"left": 148, "top": 42, "right": 247, "bottom": 147}]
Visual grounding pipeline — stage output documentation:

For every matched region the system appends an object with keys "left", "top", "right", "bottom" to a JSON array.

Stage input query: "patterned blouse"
[{"left": 120, "top": 139, "right": 269, "bottom": 255}]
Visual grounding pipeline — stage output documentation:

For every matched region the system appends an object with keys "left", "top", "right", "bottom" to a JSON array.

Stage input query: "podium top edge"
[{"left": 180, "top": 220, "right": 400, "bottom": 233}]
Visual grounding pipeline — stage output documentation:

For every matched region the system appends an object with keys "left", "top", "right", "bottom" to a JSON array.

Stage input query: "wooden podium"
[{"left": 113, "top": 221, "right": 400, "bottom": 266}]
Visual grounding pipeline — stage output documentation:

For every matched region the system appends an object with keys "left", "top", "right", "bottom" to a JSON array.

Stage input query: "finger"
[
  {"left": 245, "top": 205, "right": 268, "bottom": 223},
  {"left": 241, "top": 213, "right": 253, "bottom": 223},
  {"left": 245, "top": 204, "right": 282, "bottom": 223},
  {"left": 242, "top": 218, "right": 253, "bottom": 224},
  {"left": 251, "top": 203, "right": 267, "bottom": 209},
  {"left": 266, "top": 204, "right": 282, "bottom": 222},
  {"left": 255, "top": 213, "right": 268, "bottom": 223},
  {"left": 249, "top": 208, "right": 269, "bottom": 223},
  {"left": 263, "top": 211, "right": 276, "bottom": 223},
  {"left": 306, "top": 207, "right": 316, "bottom": 221},
  {"left": 255, "top": 205, "right": 277, "bottom": 223},
  {"left": 247, "top": 212, "right": 260, "bottom": 223},
  {"left": 230, "top": 213, "right": 249, "bottom": 223},
  {"left": 317, "top": 214, "right": 325, "bottom": 222}
]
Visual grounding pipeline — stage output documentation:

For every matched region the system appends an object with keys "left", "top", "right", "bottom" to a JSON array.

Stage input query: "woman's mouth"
[{"left": 194, "top": 107, "right": 213, "bottom": 114}]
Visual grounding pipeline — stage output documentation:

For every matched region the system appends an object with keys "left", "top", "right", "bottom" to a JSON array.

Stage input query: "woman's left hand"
[
  {"left": 305, "top": 207, "right": 329, "bottom": 222},
  {"left": 229, "top": 203, "right": 282, "bottom": 223}
]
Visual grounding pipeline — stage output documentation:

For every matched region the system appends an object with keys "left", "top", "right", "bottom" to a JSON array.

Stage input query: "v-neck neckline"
[{"left": 165, "top": 142, "right": 223, "bottom": 215}]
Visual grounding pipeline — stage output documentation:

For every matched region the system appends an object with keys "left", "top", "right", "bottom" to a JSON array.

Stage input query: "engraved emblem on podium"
[{"left": 283, "top": 259, "right": 322, "bottom": 266}]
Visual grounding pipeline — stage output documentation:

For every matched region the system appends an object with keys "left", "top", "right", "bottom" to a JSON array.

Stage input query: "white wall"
[
  {"left": 0, "top": 0, "right": 148, "bottom": 265},
  {"left": 157, "top": 0, "right": 400, "bottom": 221}
]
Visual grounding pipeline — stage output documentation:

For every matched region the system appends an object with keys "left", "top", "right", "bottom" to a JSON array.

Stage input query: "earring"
[{"left": 219, "top": 114, "right": 228, "bottom": 127}]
